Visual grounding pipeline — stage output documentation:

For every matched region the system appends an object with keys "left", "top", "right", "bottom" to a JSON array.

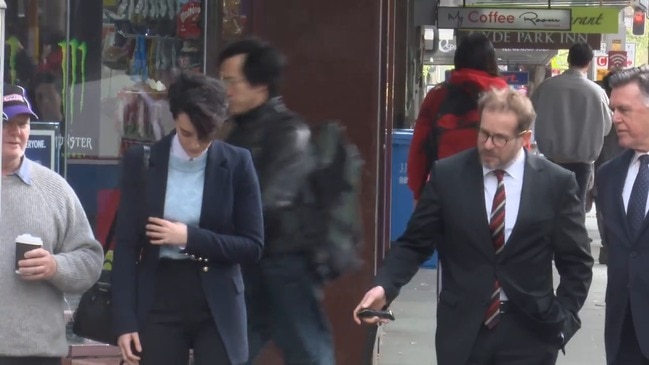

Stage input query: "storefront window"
[{"left": 3, "top": 0, "right": 216, "bottom": 352}]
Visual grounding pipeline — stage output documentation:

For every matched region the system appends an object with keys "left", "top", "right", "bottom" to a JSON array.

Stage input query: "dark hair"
[
  {"left": 217, "top": 37, "right": 286, "bottom": 97},
  {"left": 609, "top": 65, "right": 649, "bottom": 100},
  {"left": 167, "top": 72, "right": 228, "bottom": 141},
  {"left": 602, "top": 68, "right": 622, "bottom": 98},
  {"left": 567, "top": 43, "right": 594, "bottom": 68},
  {"left": 454, "top": 33, "right": 499, "bottom": 76}
]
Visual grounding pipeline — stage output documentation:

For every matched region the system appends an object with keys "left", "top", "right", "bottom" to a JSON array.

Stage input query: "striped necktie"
[{"left": 484, "top": 169, "right": 506, "bottom": 329}]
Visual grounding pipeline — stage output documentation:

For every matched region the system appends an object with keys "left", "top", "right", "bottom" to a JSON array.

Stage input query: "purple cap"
[{"left": 3, "top": 83, "right": 38, "bottom": 121}]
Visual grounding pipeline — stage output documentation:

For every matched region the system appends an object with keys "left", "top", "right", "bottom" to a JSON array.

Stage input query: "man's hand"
[
  {"left": 17, "top": 248, "right": 57, "bottom": 280},
  {"left": 353, "top": 286, "right": 388, "bottom": 325},
  {"left": 118, "top": 332, "right": 142, "bottom": 365},
  {"left": 146, "top": 217, "right": 188, "bottom": 246}
]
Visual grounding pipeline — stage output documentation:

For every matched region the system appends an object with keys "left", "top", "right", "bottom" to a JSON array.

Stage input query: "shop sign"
[
  {"left": 58, "top": 39, "right": 88, "bottom": 122},
  {"left": 569, "top": 7, "right": 619, "bottom": 34},
  {"left": 458, "top": 30, "right": 600, "bottom": 49},
  {"left": 438, "top": 7, "right": 572, "bottom": 31},
  {"left": 25, "top": 122, "right": 60, "bottom": 172},
  {"left": 608, "top": 51, "right": 627, "bottom": 70},
  {"left": 500, "top": 71, "right": 529, "bottom": 85}
]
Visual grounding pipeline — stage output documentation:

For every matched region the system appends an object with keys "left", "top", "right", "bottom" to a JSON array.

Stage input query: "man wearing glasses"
[{"left": 354, "top": 88, "right": 594, "bottom": 365}]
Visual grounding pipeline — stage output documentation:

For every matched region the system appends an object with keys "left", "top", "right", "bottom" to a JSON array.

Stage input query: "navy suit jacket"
[
  {"left": 112, "top": 132, "right": 264, "bottom": 364},
  {"left": 597, "top": 149, "right": 649, "bottom": 362}
]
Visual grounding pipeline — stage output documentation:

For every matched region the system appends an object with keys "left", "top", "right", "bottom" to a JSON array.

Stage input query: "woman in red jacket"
[{"left": 408, "top": 33, "right": 508, "bottom": 201}]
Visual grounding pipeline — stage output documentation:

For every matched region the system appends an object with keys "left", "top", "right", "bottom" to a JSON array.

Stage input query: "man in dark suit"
[
  {"left": 354, "top": 87, "right": 594, "bottom": 365},
  {"left": 597, "top": 65, "right": 649, "bottom": 365}
]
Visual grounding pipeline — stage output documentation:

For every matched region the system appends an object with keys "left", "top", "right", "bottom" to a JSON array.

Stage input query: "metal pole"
[{"left": 0, "top": 0, "right": 7, "bottom": 210}]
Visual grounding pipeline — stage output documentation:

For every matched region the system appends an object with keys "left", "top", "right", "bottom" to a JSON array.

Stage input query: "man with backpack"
[
  {"left": 219, "top": 38, "right": 336, "bottom": 365},
  {"left": 407, "top": 32, "right": 508, "bottom": 202}
]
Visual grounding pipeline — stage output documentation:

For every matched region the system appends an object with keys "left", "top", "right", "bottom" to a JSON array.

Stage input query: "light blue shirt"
[
  {"left": 159, "top": 135, "right": 208, "bottom": 259},
  {"left": 10, "top": 157, "right": 33, "bottom": 185}
]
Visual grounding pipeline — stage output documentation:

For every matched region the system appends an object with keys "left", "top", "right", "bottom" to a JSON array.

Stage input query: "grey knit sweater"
[{"left": 0, "top": 160, "right": 104, "bottom": 357}]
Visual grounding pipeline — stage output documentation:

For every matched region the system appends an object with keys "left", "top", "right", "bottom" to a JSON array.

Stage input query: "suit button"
[
  {"left": 630, "top": 251, "right": 638, "bottom": 258},
  {"left": 202, "top": 266, "right": 209, "bottom": 272}
]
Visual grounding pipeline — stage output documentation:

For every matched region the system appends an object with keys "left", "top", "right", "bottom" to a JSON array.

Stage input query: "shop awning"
[{"left": 426, "top": 48, "right": 558, "bottom": 66}]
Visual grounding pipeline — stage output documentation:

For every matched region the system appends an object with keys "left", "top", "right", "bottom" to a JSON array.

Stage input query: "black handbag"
[
  {"left": 72, "top": 146, "right": 150, "bottom": 345},
  {"left": 71, "top": 211, "right": 119, "bottom": 345}
]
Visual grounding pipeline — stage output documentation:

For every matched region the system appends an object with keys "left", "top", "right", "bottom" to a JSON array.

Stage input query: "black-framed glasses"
[{"left": 478, "top": 129, "right": 527, "bottom": 148}]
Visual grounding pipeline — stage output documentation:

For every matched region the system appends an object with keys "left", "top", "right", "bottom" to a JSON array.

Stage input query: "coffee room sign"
[{"left": 438, "top": 7, "right": 572, "bottom": 31}]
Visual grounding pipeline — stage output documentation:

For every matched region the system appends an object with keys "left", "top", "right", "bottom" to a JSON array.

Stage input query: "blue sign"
[
  {"left": 25, "top": 130, "right": 56, "bottom": 170},
  {"left": 500, "top": 71, "right": 529, "bottom": 86},
  {"left": 25, "top": 122, "right": 62, "bottom": 173}
]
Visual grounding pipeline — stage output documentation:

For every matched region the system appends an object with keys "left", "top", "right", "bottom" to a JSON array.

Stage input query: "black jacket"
[
  {"left": 375, "top": 149, "right": 593, "bottom": 365},
  {"left": 226, "top": 97, "right": 313, "bottom": 254}
]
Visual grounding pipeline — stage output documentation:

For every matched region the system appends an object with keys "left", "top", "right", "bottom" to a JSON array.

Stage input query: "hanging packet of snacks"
[{"left": 177, "top": 0, "right": 201, "bottom": 39}]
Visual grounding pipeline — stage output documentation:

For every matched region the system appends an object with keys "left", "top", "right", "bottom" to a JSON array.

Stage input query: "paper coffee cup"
[{"left": 15, "top": 234, "right": 43, "bottom": 273}]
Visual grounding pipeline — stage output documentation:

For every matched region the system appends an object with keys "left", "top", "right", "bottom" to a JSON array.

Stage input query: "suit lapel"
[
  {"left": 147, "top": 134, "right": 172, "bottom": 220},
  {"left": 199, "top": 141, "right": 229, "bottom": 229},
  {"left": 613, "top": 150, "right": 635, "bottom": 245},
  {"left": 462, "top": 151, "right": 494, "bottom": 259},
  {"left": 144, "top": 134, "right": 172, "bottom": 259}
]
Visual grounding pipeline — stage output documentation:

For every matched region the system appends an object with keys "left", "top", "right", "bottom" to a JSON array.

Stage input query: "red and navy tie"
[{"left": 484, "top": 169, "right": 506, "bottom": 329}]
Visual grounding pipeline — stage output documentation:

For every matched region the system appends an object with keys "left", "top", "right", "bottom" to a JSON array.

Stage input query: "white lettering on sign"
[
  {"left": 438, "top": 7, "right": 572, "bottom": 31},
  {"left": 27, "top": 140, "right": 46, "bottom": 149},
  {"left": 399, "top": 176, "right": 408, "bottom": 185},
  {"left": 67, "top": 136, "right": 93, "bottom": 150}
]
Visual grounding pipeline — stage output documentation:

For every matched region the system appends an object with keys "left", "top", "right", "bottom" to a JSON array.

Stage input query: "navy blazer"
[
  {"left": 112, "top": 132, "right": 264, "bottom": 364},
  {"left": 597, "top": 149, "right": 649, "bottom": 363}
]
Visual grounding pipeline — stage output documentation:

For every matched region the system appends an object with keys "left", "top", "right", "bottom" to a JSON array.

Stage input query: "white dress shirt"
[
  {"left": 482, "top": 148, "right": 526, "bottom": 300},
  {"left": 622, "top": 152, "right": 649, "bottom": 214}
]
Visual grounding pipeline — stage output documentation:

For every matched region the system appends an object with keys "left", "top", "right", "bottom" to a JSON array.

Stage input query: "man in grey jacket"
[
  {"left": 532, "top": 42, "right": 612, "bottom": 209},
  {"left": 0, "top": 83, "right": 104, "bottom": 364}
]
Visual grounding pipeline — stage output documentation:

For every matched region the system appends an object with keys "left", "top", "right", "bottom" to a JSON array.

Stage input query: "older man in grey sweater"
[
  {"left": 532, "top": 43, "right": 612, "bottom": 209},
  {"left": 0, "top": 84, "right": 103, "bottom": 364}
]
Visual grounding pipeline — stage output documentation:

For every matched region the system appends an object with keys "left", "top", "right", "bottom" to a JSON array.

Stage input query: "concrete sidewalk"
[{"left": 376, "top": 212, "right": 607, "bottom": 365}]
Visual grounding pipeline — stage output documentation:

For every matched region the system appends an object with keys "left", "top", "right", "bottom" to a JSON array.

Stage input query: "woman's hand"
[
  {"left": 146, "top": 217, "right": 188, "bottom": 246},
  {"left": 118, "top": 332, "right": 142, "bottom": 365}
]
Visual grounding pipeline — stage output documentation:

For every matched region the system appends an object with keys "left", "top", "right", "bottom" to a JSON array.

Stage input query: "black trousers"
[
  {"left": 611, "top": 305, "right": 649, "bottom": 365},
  {"left": 0, "top": 358, "right": 59, "bottom": 365},
  {"left": 140, "top": 260, "right": 231, "bottom": 365},
  {"left": 551, "top": 161, "right": 593, "bottom": 211},
  {"left": 466, "top": 304, "right": 559, "bottom": 365}
]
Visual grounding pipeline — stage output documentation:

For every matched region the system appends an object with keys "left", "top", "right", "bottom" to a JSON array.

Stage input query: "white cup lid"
[{"left": 16, "top": 234, "right": 43, "bottom": 246}]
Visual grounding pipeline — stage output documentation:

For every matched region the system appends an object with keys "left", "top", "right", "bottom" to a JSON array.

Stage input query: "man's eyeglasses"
[{"left": 478, "top": 129, "right": 527, "bottom": 148}]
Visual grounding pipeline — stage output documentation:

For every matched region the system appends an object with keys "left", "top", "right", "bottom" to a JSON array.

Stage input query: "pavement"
[{"left": 375, "top": 210, "right": 608, "bottom": 365}]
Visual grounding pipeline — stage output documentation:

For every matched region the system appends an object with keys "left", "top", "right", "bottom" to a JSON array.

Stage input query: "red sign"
[
  {"left": 597, "top": 54, "right": 633, "bottom": 69},
  {"left": 608, "top": 51, "right": 627, "bottom": 70}
]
